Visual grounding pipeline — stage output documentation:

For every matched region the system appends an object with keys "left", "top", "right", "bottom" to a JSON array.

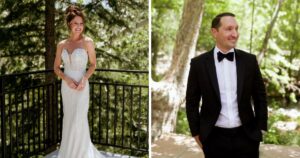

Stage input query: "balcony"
[{"left": 0, "top": 69, "right": 148, "bottom": 158}]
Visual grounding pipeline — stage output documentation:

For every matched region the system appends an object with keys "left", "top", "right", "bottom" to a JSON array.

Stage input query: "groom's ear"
[{"left": 211, "top": 28, "right": 218, "bottom": 39}]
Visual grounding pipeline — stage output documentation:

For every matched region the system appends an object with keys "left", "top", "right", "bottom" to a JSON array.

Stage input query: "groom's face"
[{"left": 211, "top": 16, "right": 239, "bottom": 52}]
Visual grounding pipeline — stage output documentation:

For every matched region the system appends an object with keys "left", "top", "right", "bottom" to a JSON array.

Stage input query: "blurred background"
[
  {"left": 0, "top": 0, "right": 149, "bottom": 157},
  {"left": 0, "top": 0, "right": 148, "bottom": 73}
]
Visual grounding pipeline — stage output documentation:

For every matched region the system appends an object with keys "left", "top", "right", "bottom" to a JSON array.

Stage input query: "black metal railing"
[{"left": 0, "top": 69, "right": 148, "bottom": 158}]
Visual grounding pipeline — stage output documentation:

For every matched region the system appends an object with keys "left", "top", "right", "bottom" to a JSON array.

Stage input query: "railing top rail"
[
  {"left": 0, "top": 68, "right": 148, "bottom": 77},
  {"left": 0, "top": 69, "right": 54, "bottom": 78},
  {"left": 94, "top": 68, "right": 148, "bottom": 74}
]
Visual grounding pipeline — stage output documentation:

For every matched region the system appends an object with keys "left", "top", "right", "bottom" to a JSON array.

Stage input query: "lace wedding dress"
[{"left": 58, "top": 48, "right": 105, "bottom": 158}]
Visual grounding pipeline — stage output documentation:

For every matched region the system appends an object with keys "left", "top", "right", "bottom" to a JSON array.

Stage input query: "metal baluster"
[
  {"left": 98, "top": 84, "right": 102, "bottom": 143},
  {"left": 106, "top": 84, "right": 109, "bottom": 144},
  {"left": 130, "top": 86, "right": 133, "bottom": 153},
  {"left": 43, "top": 86, "right": 46, "bottom": 150},
  {"left": 0, "top": 76, "right": 6, "bottom": 158},
  {"left": 38, "top": 87, "right": 41, "bottom": 151},
  {"left": 137, "top": 87, "right": 142, "bottom": 149},
  {"left": 32, "top": 88, "right": 36, "bottom": 155},
  {"left": 121, "top": 85, "right": 125, "bottom": 147},
  {"left": 114, "top": 85, "right": 117, "bottom": 146},
  {"left": 9, "top": 92, "right": 12, "bottom": 157},
  {"left": 15, "top": 90, "right": 19, "bottom": 155},
  {"left": 26, "top": 88, "right": 30, "bottom": 156},
  {"left": 21, "top": 90, "right": 25, "bottom": 154}
]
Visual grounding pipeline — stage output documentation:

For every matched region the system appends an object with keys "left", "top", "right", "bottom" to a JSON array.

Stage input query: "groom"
[{"left": 186, "top": 12, "right": 268, "bottom": 158}]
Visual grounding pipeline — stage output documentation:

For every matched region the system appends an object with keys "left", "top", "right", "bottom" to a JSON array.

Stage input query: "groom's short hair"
[{"left": 211, "top": 12, "right": 235, "bottom": 29}]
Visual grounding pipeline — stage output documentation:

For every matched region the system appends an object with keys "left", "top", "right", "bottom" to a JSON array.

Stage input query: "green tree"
[
  {"left": 0, "top": 0, "right": 148, "bottom": 75},
  {"left": 152, "top": 0, "right": 205, "bottom": 139}
]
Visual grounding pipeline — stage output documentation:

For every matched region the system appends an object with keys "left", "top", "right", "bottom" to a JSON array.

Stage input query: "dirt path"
[{"left": 152, "top": 133, "right": 300, "bottom": 158}]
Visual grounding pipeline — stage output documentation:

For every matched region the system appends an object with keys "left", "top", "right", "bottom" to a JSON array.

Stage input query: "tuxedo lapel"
[
  {"left": 235, "top": 49, "right": 245, "bottom": 104},
  {"left": 204, "top": 48, "right": 245, "bottom": 105},
  {"left": 205, "top": 49, "right": 221, "bottom": 104}
]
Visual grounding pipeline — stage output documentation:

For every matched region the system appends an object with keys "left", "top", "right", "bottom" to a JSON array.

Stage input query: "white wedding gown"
[{"left": 58, "top": 48, "right": 105, "bottom": 158}]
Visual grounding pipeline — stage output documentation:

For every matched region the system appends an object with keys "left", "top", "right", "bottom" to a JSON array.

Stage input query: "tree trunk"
[
  {"left": 151, "top": 32, "right": 159, "bottom": 81},
  {"left": 151, "top": 0, "right": 205, "bottom": 140},
  {"left": 152, "top": 9, "right": 164, "bottom": 81},
  {"left": 45, "top": 0, "right": 55, "bottom": 71},
  {"left": 257, "top": 0, "right": 284, "bottom": 64},
  {"left": 286, "top": 0, "right": 299, "bottom": 105},
  {"left": 249, "top": 0, "right": 256, "bottom": 54},
  {"left": 288, "top": 0, "right": 298, "bottom": 76},
  {"left": 45, "top": 0, "right": 57, "bottom": 147}
]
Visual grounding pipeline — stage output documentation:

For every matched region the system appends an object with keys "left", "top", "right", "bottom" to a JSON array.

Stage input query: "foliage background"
[
  {"left": 152, "top": 0, "right": 300, "bottom": 146},
  {"left": 0, "top": 0, "right": 148, "bottom": 74},
  {"left": 0, "top": 0, "right": 149, "bottom": 157}
]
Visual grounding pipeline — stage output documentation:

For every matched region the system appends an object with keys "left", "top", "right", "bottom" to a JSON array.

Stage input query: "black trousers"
[{"left": 202, "top": 126, "right": 260, "bottom": 158}]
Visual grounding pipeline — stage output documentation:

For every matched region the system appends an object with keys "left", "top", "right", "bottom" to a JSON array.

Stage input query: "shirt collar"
[
  {"left": 214, "top": 46, "right": 236, "bottom": 62},
  {"left": 214, "top": 46, "right": 235, "bottom": 55}
]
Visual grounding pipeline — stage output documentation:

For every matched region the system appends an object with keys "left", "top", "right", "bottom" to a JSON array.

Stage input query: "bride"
[{"left": 54, "top": 5, "right": 105, "bottom": 158}]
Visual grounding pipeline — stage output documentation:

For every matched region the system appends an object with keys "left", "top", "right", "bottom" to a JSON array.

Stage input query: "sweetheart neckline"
[
  {"left": 62, "top": 48, "right": 87, "bottom": 64},
  {"left": 63, "top": 48, "right": 86, "bottom": 55}
]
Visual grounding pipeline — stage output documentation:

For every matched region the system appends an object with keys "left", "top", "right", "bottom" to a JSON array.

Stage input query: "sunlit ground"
[{"left": 152, "top": 133, "right": 300, "bottom": 158}]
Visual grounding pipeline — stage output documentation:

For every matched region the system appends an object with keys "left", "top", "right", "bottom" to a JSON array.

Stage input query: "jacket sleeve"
[
  {"left": 252, "top": 56, "right": 268, "bottom": 131},
  {"left": 186, "top": 59, "right": 202, "bottom": 136}
]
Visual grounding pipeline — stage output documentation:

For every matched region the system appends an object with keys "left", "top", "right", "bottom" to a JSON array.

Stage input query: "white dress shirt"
[{"left": 214, "top": 46, "right": 242, "bottom": 128}]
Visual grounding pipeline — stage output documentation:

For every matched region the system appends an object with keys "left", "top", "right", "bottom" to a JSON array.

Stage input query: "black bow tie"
[{"left": 217, "top": 51, "right": 234, "bottom": 62}]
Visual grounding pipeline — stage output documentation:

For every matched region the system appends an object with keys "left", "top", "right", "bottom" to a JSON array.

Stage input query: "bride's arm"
[
  {"left": 54, "top": 42, "right": 78, "bottom": 88},
  {"left": 83, "top": 38, "right": 96, "bottom": 80},
  {"left": 54, "top": 42, "right": 66, "bottom": 79},
  {"left": 76, "top": 38, "right": 96, "bottom": 91}
]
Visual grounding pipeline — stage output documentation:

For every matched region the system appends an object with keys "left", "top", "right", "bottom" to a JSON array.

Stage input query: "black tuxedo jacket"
[{"left": 186, "top": 48, "right": 268, "bottom": 142}]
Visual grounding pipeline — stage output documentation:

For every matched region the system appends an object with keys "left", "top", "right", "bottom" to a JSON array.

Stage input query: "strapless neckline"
[
  {"left": 63, "top": 48, "right": 87, "bottom": 55},
  {"left": 61, "top": 48, "right": 88, "bottom": 67}
]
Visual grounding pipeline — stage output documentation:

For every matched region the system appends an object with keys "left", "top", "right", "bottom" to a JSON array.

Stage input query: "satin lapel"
[
  {"left": 205, "top": 50, "right": 221, "bottom": 103},
  {"left": 235, "top": 49, "right": 245, "bottom": 104}
]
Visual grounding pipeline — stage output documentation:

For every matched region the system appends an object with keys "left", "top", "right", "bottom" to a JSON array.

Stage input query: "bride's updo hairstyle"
[{"left": 65, "top": 5, "right": 85, "bottom": 29}]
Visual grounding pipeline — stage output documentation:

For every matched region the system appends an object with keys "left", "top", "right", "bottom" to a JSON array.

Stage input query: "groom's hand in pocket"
[{"left": 194, "top": 135, "right": 203, "bottom": 149}]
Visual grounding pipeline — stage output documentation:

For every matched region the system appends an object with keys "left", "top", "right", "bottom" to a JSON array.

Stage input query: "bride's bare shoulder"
[
  {"left": 83, "top": 36, "right": 94, "bottom": 43},
  {"left": 83, "top": 36, "right": 94, "bottom": 49},
  {"left": 57, "top": 39, "right": 68, "bottom": 48}
]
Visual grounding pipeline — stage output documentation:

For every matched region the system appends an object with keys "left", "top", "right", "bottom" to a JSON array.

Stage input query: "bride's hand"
[
  {"left": 65, "top": 76, "right": 78, "bottom": 89},
  {"left": 76, "top": 76, "right": 87, "bottom": 91}
]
